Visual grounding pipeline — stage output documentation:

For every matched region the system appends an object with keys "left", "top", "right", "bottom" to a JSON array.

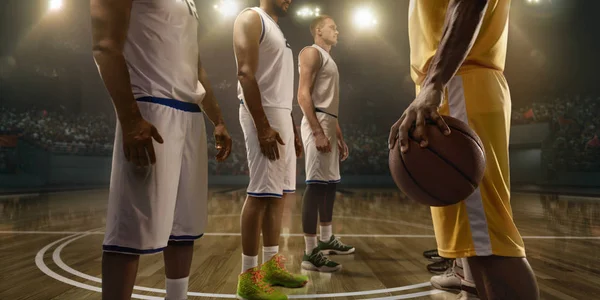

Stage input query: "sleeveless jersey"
[
  {"left": 124, "top": 0, "right": 206, "bottom": 104},
  {"left": 299, "top": 44, "right": 340, "bottom": 117},
  {"left": 236, "top": 7, "right": 294, "bottom": 111},
  {"left": 408, "top": 0, "right": 511, "bottom": 85}
]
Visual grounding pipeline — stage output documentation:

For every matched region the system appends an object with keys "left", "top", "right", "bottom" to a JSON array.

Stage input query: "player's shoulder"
[
  {"left": 299, "top": 46, "right": 322, "bottom": 67},
  {"left": 235, "top": 7, "right": 261, "bottom": 25}
]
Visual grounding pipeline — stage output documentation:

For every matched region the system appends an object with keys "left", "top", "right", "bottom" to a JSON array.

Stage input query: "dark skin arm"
[
  {"left": 197, "top": 56, "right": 232, "bottom": 162},
  {"left": 91, "top": 0, "right": 163, "bottom": 167},
  {"left": 389, "top": 0, "right": 489, "bottom": 153},
  {"left": 233, "top": 9, "right": 284, "bottom": 160},
  {"left": 291, "top": 113, "right": 303, "bottom": 158}
]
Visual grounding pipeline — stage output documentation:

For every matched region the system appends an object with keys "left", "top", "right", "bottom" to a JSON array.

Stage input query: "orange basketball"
[{"left": 389, "top": 116, "right": 486, "bottom": 206}]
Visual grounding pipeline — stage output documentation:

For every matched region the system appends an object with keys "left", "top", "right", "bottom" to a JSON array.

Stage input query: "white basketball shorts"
[
  {"left": 239, "top": 103, "right": 296, "bottom": 197},
  {"left": 301, "top": 111, "right": 341, "bottom": 184},
  {"left": 103, "top": 96, "right": 208, "bottom": 255}
]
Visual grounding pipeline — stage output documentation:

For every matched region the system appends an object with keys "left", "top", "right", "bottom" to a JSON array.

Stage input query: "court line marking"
[
  {"left": 360, "top": 290, "right": 445, "bottom": 300},
  {"left": 35, "top": 234, "right": 163, "bottom": 300},
  {"left": 41, "top": 234, "right": 442, "bottom": 299},
  {"left": 9, "top": 230, "right": 600, "bottom": 239}
]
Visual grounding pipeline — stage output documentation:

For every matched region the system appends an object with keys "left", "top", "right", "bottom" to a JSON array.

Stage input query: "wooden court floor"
[{"left": 1, "top": 187, "right": 599, "bottom": 300}]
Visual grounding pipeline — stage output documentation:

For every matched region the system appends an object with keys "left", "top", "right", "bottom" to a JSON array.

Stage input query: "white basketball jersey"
[
  {"left": 124, "top": 0, "right": 206, "bottom": 104},
  {"left": 299, "top": 44, "right": 339, "bottom": 116},
  {"left": 236, "top": 7, "right": 294, "bottom": 111}
]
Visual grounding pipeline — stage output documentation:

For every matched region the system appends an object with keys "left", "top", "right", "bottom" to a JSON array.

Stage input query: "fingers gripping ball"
[{"left": 389, "top": 116, "right": 486, "bottom": 206}]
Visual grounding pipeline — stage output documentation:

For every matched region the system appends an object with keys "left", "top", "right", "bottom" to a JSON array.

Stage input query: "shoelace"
[
  {"left": 312, "top": 252, "right": 331, "bottom": 265},
  {"left": 330, "top": 237, "right": 347, "bottom": 248},
  {"left": 251, "top": 270, "right": 274, "bottom": 293}
]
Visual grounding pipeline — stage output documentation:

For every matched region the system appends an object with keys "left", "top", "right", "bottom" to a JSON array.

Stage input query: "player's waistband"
[
  {"left": 239, "top": 99, "right": 292, "bottom": 111},
  {"left": 137, "top": 96, "right": 202, "bottom": 113},
  {"left": 315, "top": 108, "right": 337, "bottom": 119}
]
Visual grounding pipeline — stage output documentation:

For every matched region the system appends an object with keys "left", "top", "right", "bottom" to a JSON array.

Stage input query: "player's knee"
[{"left": 168, "top": 240, "right": 194, "bottom": 247}]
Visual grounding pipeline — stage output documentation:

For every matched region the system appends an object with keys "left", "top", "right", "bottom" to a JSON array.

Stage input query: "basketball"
[{"left": 389, "top": 116, "right": 486, "bottom": 206}]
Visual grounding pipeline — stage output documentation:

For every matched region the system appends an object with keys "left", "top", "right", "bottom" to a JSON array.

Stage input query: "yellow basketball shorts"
[{"left": 416, "top": 69, "right": 526, "bottom": 259}]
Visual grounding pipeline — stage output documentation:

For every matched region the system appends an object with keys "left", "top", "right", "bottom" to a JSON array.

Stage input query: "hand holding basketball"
[{"left": 388, "top": 85, "right": 450, "bottom": 153}]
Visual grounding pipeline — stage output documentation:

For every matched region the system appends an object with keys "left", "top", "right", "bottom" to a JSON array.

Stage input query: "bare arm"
[
  {"left": 233, "top": 10, "right": 270, "bottom": 131},
  {"left": 421, "top": 0, "right": 489, "bottom": 91},
  {"left": 198, "top": 57, "right": 225, "bottom": 127},
  {"left": 297, "top": 47, "right": 324, "bottom": 136},
  {"left": 389, "top": 0, "right": 489, "bottom": 151},
  {"left": 90, "top": 0, "right": 140, "bottom": 124}
]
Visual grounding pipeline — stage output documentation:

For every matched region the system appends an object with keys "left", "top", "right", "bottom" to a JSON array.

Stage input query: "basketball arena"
[{"left": 1, "top": 1, "right": 599, "bottom": 299}]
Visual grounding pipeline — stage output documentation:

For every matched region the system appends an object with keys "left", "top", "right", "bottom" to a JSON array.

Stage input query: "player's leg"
[
  {"left": 300, "top": 115, "right": 341, "bottom": 272},
  {"left": 436, "top": 71, "right": 539, "bottom": 299},
  {"left": 467, "top": 256, "right": 537, "bottom": 300},
  {"left": 102, "top": 102, "right": 181, "bottom": 300},
  {"left": 164, "top": 109, "right": 208, "bottom": 300},
  {"left": 259, "top": 109, "right": 308, "bottom": 287},
  {"left": 315, "top": 116, "right": 353, "bottom": 255},
  {"left": 237, "top": 105, "right": 288, "bottom": 300},
  {"left": 101, "top": 253, "right": 140, "bottom": 300}
]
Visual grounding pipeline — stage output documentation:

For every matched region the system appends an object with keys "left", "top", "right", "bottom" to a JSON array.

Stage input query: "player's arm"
[
  {"left": 198, "top": 56, "right": 232, "bottom": 161},
  {"left": 389, "top": 0, "right": 489, "bottom": 152},
  {"left": 297, "top": 48, "right": 325, "bottom": 138},
  {"left": 291, "top": 113, "right": 303, "bottom": 158},
  {"left": 233, "top": 10, "right": 270, "bottom": 132},
  {"left": 421, "top": 0, "right": 489, "bottom": 90},
  {"left": 336, "top": 122, "right": 348, "bottom": 161},
  {"left": 233, "top": 10, "right": 284, "bottom": 160},
  {"left": 90, "top": 0, "right": 139, "bottom": 124},
  {"left": 91, "top": 0, "right": 163, "bottom": 166}
]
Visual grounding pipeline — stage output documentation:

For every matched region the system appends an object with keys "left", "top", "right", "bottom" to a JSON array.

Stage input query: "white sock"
[
  {"left": 262, "top": 246, "right": 279, "bottom": 263},
  {"left": 241, "top": 254, "right": 258, "bottom": 273},
  {"left": 454, "top": 257, "right": 465, "bottom": 278},
  {"left": 304, "top": 236, "right": 318, "bottom": 254},
  {"left": 165, "top": 277, "right": 188, "bottom": 300},
  {"left": 320, "top": 225, "right": 332, "bottom": 242},
  {"left": 462, "top": 258, "right": 475, "bottom": 283}
]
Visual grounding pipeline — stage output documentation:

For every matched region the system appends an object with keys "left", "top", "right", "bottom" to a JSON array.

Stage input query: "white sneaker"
[
  {"left": 430, "top": 267, "right": 462, "bottom": 292},
  {"left": 456, "top": 290, "right": 480, "bottom": 300}
]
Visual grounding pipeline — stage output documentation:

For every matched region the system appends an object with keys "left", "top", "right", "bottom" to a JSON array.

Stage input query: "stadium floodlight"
[
  {"left": 353, "top": 7, "right": 378, "bottom": 29},
  {"left": 297, "top": 6, "right": 321, "bottom": 19},
  {"left": 49, "top": 0, "right": 63, "bottom": 12},
  {"left": 526, "top": 0, "right": 542, "bottom": 4},
  {"left": 214, "top": 0, "right": 240, "bottom": 18}
]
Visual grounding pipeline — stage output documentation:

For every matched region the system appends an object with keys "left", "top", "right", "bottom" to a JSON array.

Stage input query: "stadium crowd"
[{"left": 2, "top": 95, "right": 600, "bottom": 175}]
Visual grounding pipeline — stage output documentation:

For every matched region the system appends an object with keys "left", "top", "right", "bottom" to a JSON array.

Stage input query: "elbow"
[
  {"left": 236, "top": 69, "right": 255, "bottom": 83},
  {"left": 297, "top": 90, "right": 310, "bottom": 107},
  {"left": 92, "top": 40, "right": 123, "bottom": 62}
]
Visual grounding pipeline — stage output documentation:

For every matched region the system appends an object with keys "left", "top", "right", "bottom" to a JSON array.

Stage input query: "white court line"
[
  {"left": 48, "top": 234, "right": 437, "bottom": 299},
  {"left": 35, "top": 234, "right": 163, "bottom": 300},
  {"left": 8, "top": 230, "right": 600, "bottom": 240},
  {"left": 362, "top": 290, "right": 445, "bottom": 300}
]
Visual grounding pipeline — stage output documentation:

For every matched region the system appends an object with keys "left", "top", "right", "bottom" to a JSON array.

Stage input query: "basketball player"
[
  {"left": 389, "top": 0, "right": 540, "bottom": 299},
  {"left": 297, "top": 15, "right": 353, "bottom": 273},
  {"left": 90, "top": 0, "right": 232, "bottom": 299},
  {"left": 233, "top": 0, "right": 308, "bottom": 299}
]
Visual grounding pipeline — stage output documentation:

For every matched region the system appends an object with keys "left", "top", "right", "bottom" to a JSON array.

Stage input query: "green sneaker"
[
  {"left": 318, "top": 235, "right": 355, "bottom": 255},
  {"left": 301, "top": 247, "right": 342, "bottom": 272},
  {"left": 261, "top": 254, "right": 308, "bottom": 288},
  {"left": 236, "top": 266, "right": 287, "bottom": 300}
]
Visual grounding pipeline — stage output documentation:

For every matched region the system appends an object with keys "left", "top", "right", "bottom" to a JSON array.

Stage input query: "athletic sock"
[
  {"left": 320, "top": 225, "right": 332, "bottom": 242},
  {"left": 304, "top": 236, "right": 318, "bottom": 254},
  {"left": 166, "top": 277, "right": 189, "bottom": 300},
  {"left": 262, "top": 245, "right": 279, "bottom": 263},
  {"left": 241, "top": 254, "right": 258, "bottom": 273}
]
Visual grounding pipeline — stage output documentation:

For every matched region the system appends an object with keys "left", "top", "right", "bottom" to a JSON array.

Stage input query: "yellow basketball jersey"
[{"left": 409, "top": 0, "right": 511, "bottom": 85}]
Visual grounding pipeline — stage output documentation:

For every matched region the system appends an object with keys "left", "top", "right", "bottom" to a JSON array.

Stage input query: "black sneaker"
[
  {"left": 427, "top": 258, "right": 454, "bottom": 274},
  {"left": 423, "top": 249, "right": 443, "bottom": 261}
]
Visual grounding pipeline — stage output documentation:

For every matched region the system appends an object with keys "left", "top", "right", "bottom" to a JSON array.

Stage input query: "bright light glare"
[
  {"left": 297, "top": 7, "right": 320, "bottom": 19},
  {"left": 49, "top": 0, "right": 63, "bottom": 11},
  {"left": 214, "top": 0, "right": 239, "bottom": 17},
  {"left": 353, "top": 8, "right": 378, "bottom": 29},
  {"left": 526, "top": 0, "right": 541, "bottom": 4}
]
